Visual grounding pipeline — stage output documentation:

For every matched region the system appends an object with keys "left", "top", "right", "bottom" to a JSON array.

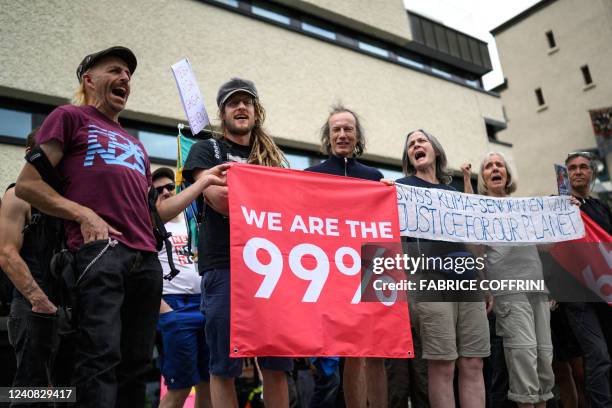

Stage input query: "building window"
[
  {"left": 535, "top": 88, "right": 545, "bottom": 106},
  {"left": 465, "top": 78, "right": 480, "bottom": 88},
  {"left": 581, "top": 65, "right": 593, "bottom": 85},
  {"left": 378, "top": 167, "right": 404, "bottom": 181},
  {"left": 0, "top": 107, "right": 32, "bottom": 140},
  {"left": 251, "top": 5, "right": 291, "bottom": 25},
  {"left": 357, "top": 41, "right": 389, "bottom": 58},
  {"left": 484, "top": 118, "right": 507, "bottom": 142},
  {"left": 285, "top": 152, "right": 312, "bottom": 170},
  {"left": 201, "top": 0, "right": 487, "bottom": 92},
  {"left": 138, "top": 130, "right": 177, "bottom": 162},
  {"left": 545, "top": 30, "right": 556, "bottom": 48},
  {"left": 210, "top": 0, "right": 238, "bottom": 7},
  {"left": 301, "top": 22, "right": 336, "bottom": 40},
  {"left": 397, "top": 55, "right": 424, "bottom": 69},
  {"left": 431, "top": 63, "right": 452, "bottom": 79}
]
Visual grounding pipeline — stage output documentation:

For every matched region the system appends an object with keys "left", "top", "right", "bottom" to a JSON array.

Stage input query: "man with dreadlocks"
[{"left": 183, "top": 78, "right": 291, "bottom": 407}]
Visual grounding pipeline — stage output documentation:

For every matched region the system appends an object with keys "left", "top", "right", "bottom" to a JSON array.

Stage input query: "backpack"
[
  {"left": 176, "top": 125, "right": 223, "bottom": 260},
  {"left": 22, "top": 147, "right": 75, "bottom": 311},
  {"left": 25, "top": 206, "right": 70, "bottom": 307},
  {"left": 0, "top": 184, "right": 17, "bottom": 311},
  {"left": 0, "top": 182, "right": 70, "bottom": 310}
]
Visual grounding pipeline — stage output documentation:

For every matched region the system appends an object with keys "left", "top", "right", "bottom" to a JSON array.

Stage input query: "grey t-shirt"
[{"left": 485, "top": 245, "right": 548, "bottom": 296}]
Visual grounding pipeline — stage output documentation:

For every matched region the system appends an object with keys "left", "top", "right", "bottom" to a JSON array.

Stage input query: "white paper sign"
[
  {"left": 396, "top": 183, "right": 585, "bottom": 244},
  {"left": 171, "top": 58, "right": 209, "bottom": 135}
]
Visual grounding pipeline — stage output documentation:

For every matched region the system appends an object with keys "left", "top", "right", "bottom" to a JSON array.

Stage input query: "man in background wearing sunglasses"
[{"left": 152, "top": 167, "right": 212, "bottom": 408}]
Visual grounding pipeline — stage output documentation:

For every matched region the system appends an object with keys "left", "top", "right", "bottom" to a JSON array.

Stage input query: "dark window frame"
[
  {"left": 535, "top": 88, "right": 545, "bottom": 106},
  {"left": 580, "top": 65, "right": 593, "bottom": 85},
  {"left": 545, "top": 30, "right": 556, "bottom": 48}
]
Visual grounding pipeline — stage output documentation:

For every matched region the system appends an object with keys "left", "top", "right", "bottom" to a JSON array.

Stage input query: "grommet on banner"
[{"left": 233, "top": 347, "right": 239, "bottom": 353}]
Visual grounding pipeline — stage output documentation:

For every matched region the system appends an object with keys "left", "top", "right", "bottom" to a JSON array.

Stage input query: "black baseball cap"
[
  {"left": 216, "top": 77, "right": 258, "bottom": 108},
  {"left": 152, "top": 167, "right": 175, "bottom": 183},
  {"left": 76, "top": 46, "right": 137, "bottom": 82}
]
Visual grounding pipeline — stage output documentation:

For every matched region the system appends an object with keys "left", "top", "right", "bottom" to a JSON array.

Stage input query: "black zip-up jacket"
[{"left": 305, "top": 154, "right": 383, "bottom": 181}]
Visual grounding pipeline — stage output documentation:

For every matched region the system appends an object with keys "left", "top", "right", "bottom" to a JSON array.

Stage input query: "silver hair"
[
  {"left": 401, "top": 129, "right": 451, "bottom": 184},
  {"left": 477, "top": 151, "right": 517, "bottom": 195},
  {"left": 320, "top": 104, "right": 366, "bottom": 157},
  {"left": 565, "top": 152, "right": 598, "bottom": 183}
]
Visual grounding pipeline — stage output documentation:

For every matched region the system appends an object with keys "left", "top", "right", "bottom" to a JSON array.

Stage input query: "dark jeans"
[
  {"left": 7, "top": 297, "right": 75, "bottom": 408},
  {"left": 386, "top": 308, "right": 428, "bottom": 408},
  {"left": 310, "top": 365, "right": 340, "bottom": 408},
  {"left": 9, "top": 297, "right": 56, "bottom": 389},
  {"left": 72, "top": 240, "right": 162, "bottom": 408},
  {"left": 485, "top": 312, "right": 514, "bottom": 408},
  {"left": 564, "top": 302, "right": 612, "bottom": 408}
]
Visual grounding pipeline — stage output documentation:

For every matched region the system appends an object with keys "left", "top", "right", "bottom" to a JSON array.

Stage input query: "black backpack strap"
[
  {"left": 148, "top": 187, "right": 180, "bottom": 281},
  {"left": 199, "top": 137, "right": 226, "bottom": 219},
  {"left": 209, "top": 137, "right": 224, "bottom": 163},
  {"left": 183, "top": 137, "right": 226, "bottom": 260}
]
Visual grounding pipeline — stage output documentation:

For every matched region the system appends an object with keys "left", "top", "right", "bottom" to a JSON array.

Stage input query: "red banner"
[
  {"left": 551, "top": 213, "right": 612, "bottom": 304},
  {"left": 228, "top": 164, "right": 413, "bottom": 358}
]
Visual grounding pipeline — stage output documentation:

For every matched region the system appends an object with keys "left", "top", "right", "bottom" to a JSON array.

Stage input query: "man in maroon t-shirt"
[{"left": 15, "top": 46, "right": 228, "bottom": 407}]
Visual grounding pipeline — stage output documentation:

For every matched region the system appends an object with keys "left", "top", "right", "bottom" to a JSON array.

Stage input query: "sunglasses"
[
  {"left": 155, "top": 183, "right": 175, "bottom": 194},
  {"left": 567, "top": 151, "right": 593, "bottom": 159}
]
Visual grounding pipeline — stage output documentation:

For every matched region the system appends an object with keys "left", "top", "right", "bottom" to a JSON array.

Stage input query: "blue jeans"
[
  {"left": 201, "top": 269, "right": 293, "bottom": 377},
  {"left": 158, "top": 294, "right": 209, "bottom": 389}
]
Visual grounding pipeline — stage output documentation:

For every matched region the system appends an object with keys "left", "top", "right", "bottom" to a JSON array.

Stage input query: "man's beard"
[{"left": 224, "top": 117, "right": 254, "bottom": 136}]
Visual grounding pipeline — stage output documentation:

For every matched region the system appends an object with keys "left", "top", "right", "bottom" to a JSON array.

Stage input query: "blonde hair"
[
  {"left": 72, "top": 81, "right": 87, "bottom": 106},
  {"left": 219, "top": 99, "right": 288, "bottom": 168},
  {"left": 477, "top": 151, "right": 517, "bottom": 195}
]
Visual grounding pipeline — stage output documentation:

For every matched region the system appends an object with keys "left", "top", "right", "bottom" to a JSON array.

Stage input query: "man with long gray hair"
[{"left": 306, "top": 104, "right": 386, "bottom": 408}]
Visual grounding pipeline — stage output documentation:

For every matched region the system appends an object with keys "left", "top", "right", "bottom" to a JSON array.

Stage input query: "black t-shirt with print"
[{"left": 183, "top": 137, "right": 251, "bottom": 273}]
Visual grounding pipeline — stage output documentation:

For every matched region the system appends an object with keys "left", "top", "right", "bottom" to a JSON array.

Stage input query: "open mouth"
[
  {"left": 414, "top": 151, "right": 426, "bottom": 160},
  {"left": 234, "top": 114, "right": 248, "bottom": 120},
  {"left": 111, "top": 87, "right": 127, "bottom": 99},
  {"left": 491, "top": 174, "right": 502, "bottom": 182}
]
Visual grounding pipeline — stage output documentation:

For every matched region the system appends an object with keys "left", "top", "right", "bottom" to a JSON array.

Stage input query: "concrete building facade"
[
  {"left": 0, "top": 0, "right": 506, "bottom": 192},
  {"left": 492, "top": 0, "right": 612, "bottom": 197}
]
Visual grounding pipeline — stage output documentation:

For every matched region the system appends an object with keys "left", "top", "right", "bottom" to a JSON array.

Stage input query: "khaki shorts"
[{"left": 413, "top": 301, "right": 490, "bottom": 360}]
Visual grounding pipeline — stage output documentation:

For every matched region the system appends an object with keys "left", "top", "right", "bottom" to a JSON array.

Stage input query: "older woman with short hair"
[
  {"left": 478, "top": 152, "right": 554, "bottom": 408},
  {"left": 396, "top": 129, "right": 490, "bottom": 408}
]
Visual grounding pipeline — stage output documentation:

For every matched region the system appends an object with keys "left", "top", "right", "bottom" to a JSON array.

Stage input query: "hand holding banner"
[{"left": 228, "top": 164, "right": 413, "bottom": 358}]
